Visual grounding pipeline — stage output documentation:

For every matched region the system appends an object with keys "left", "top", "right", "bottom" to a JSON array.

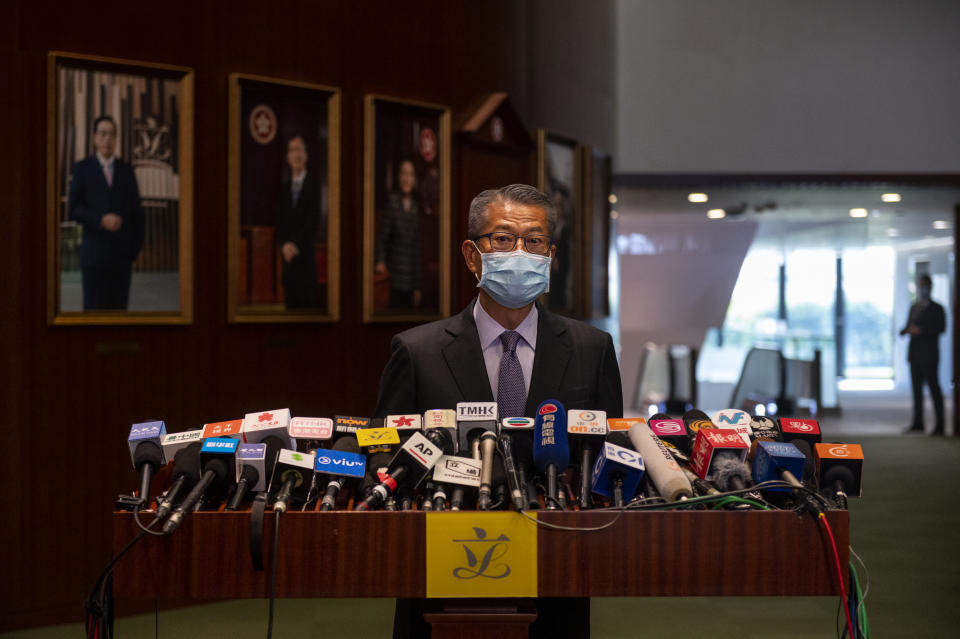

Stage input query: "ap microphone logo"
[{"left": 538, "top": 403, "right": 558, "bottom": 415}]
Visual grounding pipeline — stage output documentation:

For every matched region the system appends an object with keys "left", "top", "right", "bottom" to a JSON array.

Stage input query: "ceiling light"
[
  {"left": 849, "top": 208, "right": 868, "bottom": 218},
  {"left": 688, "top": 193, "right": 708, "bottom": 203},
  {"left": 610, "top": 210, "right": 619, "bottom": 220},
  {"left": 707, "top": 208, "right": 726, "bottom": 219},
  {"left": 933, "top": 220, "right": 949, "bottom": 230},
  {"left": 608, "top": 194, "right": 618, "bottom": 204},
  {"left": 881, "top": 193, "right": 901, "bottom": 203},
  {"left": 886, "top": 228, "right": 899, "bottom": 237}
]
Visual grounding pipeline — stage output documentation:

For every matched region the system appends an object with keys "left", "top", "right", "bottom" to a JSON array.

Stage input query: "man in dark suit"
[
  {"left": 68, "top": 115, "right": 144, "bottom": 310},
  {"left": 376, "top": 183, "right": 622, "bottom": 639},
  {"left": 276, "top": 135, "right": 321, "bottom": 309},
  {"left": 901, "top": 274, "right": 947, "bottom": 435}
]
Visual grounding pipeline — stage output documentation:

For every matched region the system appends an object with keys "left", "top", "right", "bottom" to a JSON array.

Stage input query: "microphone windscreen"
[
  {"left": 648, "top": 412, "right": 671, "bottom": 421},
  {"left": 533, "top": 400, "right": 569, "bottom": 472},
  {"left": 823, "top": 465, "right": 856, "bottom": 492},
  {"left": 682, "top": 409, "right": 710, "bottom": 422},
  {"left": 712, "top": 454, "right": 751, "bottom": 491},
  {"left": 790, "top": 439, "right": 815, "bottom": 482},
  {"left": 134, "top": 440, "right": 164, "bottom": 469},
  {"left": 172, "top": 442, "right": 202, "bottom": 482},
  {"left": 333, "top": 436, "right": 362, "bottom": 455},
  {"left": 605, "top": 432, "right": 633, "bottom": 449},
  {"left": 361, "top": 452, "right": 393, "bottom": 491},
  {"left": 511, "top": 431, "right": 535, "bottom": 468}
]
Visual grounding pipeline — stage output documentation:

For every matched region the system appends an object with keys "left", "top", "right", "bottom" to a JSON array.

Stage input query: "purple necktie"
[{"left": 497, "top": 331, "right": 526, "bottom": 419}]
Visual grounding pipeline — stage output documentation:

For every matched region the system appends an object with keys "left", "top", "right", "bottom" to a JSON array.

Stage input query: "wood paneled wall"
[{"left": 0, "top": 0, "right": 615, "bottom": 630}]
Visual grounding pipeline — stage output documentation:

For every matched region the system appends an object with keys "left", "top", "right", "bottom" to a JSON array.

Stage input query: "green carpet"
[{"left": 4, "top": 435, "right": 958, "bottom": 638}]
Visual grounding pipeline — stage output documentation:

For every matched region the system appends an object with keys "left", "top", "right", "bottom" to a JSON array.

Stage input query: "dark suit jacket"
[
  {"left": 68, "top": 155, "right": 144, "bottom": 269},
  {"left": 905, "top": 300, "right": 946, "bottom": 364},
  {"left": 374, "top": 300, "right": 623, "bottom": 419},
  {"left": 275, "top": 174, "right": 321, "bottom": 306}
]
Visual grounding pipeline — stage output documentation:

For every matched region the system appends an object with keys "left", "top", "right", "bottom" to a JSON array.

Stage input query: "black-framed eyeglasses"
[{"left": 474, "top": 232, "right": 553, "bottom": 255}]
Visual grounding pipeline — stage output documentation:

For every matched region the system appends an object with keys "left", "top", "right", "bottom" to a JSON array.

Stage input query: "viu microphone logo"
[{"left": 452, "top": 527, "right": 511, "bottom": 580}]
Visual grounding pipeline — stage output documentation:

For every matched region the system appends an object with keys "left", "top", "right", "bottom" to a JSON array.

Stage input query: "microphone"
[
  {"left": 712, "top": 455, "right": 753, "bottom": 492},
  {"left": 627, "top": 421, "right": 692, "bottom": 502},
  {"left": 711, "top": 409, "right": 752, "bottom": 429},
  {"left": 533, "top": 400, "right": 569, "bottom": 510},
  {"left": 455, "top": 402, "right": 498, "bottom": 455},
  {"left": 591, "top": 432, "right": 645, "bottom": 508},
  {"left": 749, "top": 416, "right": 782, "bottom": 441},
  {"left": 163, "top": 438, "right": 238, "bottom": 533},
  {"left": 682, "top": 409, "right": 714, "bottom": 450},
  {"left": 356, "top": 428, "right": 454, "bottom": 510},
  {"left": 567, "top": 409, "right": 608, "bottom": 509},
  {"left": 127, "top": 421, "right": 167, "bottom": 505},
  {"left": 432, "top": 452, "right": 482, "bottom": 510},
  {"left": 777, "top": 418, "right": 822, "bottom": 483},
  {"left": 270, "top": 449, "right": 316, "bottom": 513},
  {"left": 242, "top": 408, "right": 294, "bottom": 448},
  {"left": 201, "top": 418, "right": 244, "bottom": 440},
  {"left": 491, "top": 450, "right": 508, "bottom": 508},
  {"left": 814, "top": 442, "right": 864, "bottom": 509},
  {"left": 751, "top": 439, "right": 822, "bottom": 514},
  {"left": 647, "top": 414, "right": 690, "bottom": 454},
  {"left": 477, "top": 431, "right": 499, "bottom": 509},
  {"left": 160, "top": 429, "right": 204, "bottom": 464},
  {"left": 156, "top": 442, "right": 202, "bottom": 519},
  {"left": 690, "top": 428, "right": 749, "bottom": 481},
  {"left": 424, "top": 409, "right": 458, "bottom": 452},
  {"left": 333, "top": 415, "right": 372, "bottom": 444},
  {"left": 225, "top": 442, "right": 267, "bottom": 510},
  {"left": 288, "top": 416, "right": 334, "bottom": 452},
  {"left": 315, "top": 438, "right": 367, "bottom": 511}
]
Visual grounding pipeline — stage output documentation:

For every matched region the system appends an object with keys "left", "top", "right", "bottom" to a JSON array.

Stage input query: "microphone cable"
[
  {"left": 85, "top": 506, "right": 162, "bottom": 639},
  {"left": 266, "top": 509, "right": 281, "bottom": 639},
  {"left": 818, "top": 512, "right": 853, "bottom": 638}
]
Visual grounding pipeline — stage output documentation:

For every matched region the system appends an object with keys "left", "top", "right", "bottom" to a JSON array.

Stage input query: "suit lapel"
[
  {"left": 525, "top": 304, "right": 571, "bottom": 415},
  {"left": 441, "top": 301, "right": 494, "bottom": 402}
]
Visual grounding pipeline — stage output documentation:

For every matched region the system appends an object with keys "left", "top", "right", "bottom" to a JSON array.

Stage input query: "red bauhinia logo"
[{"left": 259, "top": 412, "right": 273, "bottom": 423}]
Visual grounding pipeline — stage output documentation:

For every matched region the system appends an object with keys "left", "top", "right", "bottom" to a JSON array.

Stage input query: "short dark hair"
[
  {"left": 467, "top": 184, "right": 557, "bottom": 238},
  {"left": 93, "top": 115, "right": 116, "bottom": 133},
  {"left": 287, "top": 135, "right": 307, "bottom": 153},
  {"left": 918, "top": 274, "right": 932, "bottom": 286}
]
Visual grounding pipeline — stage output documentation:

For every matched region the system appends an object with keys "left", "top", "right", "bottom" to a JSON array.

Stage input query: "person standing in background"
[
  {"left": 901, "top": 274, "right": 946, "bottom": 435},
  {"left": 276, "top": 135, "right": 320, "bottom": 309},
  {"left": 68, "top": 115, "right": 144, "bottom": 310},
  {"left": 375, "top": 159, "right": 422, "bottom": 309}
]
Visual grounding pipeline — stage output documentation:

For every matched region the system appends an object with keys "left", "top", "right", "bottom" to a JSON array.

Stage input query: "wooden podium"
[{"left": 112, "top": 510, "right": 848, "bottom": 637}]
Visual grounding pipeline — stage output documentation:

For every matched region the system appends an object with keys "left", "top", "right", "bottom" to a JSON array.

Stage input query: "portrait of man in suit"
[
  {"left": 375, "top": 183, "right": 621, "bottom": 639},
  {"left": 67, "top": 115, "right": 145, "bottom": 310},
  {"left": 275, "top": 135, "right": 321, "bottom": 309}
]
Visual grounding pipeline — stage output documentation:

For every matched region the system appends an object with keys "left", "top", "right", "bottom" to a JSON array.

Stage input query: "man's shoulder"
[
  {"left": 394, "top": 313, "right": 464, "bottom": 346},
  {"left": 542, "top": 308, "right": 611, "bottom": 344}
]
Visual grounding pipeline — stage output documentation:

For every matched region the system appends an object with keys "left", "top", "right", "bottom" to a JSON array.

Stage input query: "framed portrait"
[
  {"left": 584, "top": 148, "right": 612, "bottom": 319},
  {"left": 47, "top": 52, "right": 194, "bottom": 325},
  {"left": 363, "top": 95, "right": 451, "bottom": 323},
  {"left": 227, "top": 74, "right": 340, "bottom": 322},
  {"left": 537, "top": 129, "right": 584, "bottom": 318}
]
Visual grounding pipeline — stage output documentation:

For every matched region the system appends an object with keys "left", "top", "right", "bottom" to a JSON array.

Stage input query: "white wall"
[
  {"left": 616, "top": 0, "right": 960, "bottom": 173},
  {"left": 617, "top": 209, "right": 757, "bottom": 408}
]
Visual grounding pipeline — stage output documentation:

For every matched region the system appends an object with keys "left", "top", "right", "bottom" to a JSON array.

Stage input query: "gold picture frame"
[
  {"left": 537, "top": 129, "right": 584, "bottom": 318},
  {"left": 362, "top": 95, "right": 451, "bottom": 323},
  {"left": 47, "top": 52, "right": 194, "bottom": 325},
  {"left": 227, "top": 73, "right": 341, "bottom": 322}
]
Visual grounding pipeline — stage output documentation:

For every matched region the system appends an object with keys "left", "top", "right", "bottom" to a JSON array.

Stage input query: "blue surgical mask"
[{"left": 473, "top": 244, "right": 551, "bottom": 309}]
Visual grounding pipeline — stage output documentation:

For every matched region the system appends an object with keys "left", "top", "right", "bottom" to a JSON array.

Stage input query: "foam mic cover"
[
  {"left": 491, "top": 449, "right": 507, "bottom": 507},
  {"left": 533, "top": 400, "right": 569, "bottom": 473},
  {"left": 627, "top": 421, "right": 692, "bottom": 502},
  {"left": 712, "top": 454, "right": 752, "bottom": 492},
  {"left": 814, "top": 442, "right": 863, "bottom": 504},
  {"left": 791, "top": 439, "right": 816, "bottom": 484},
  {"left": 157, "top": 442, "right": 202, "bottom": 519}
]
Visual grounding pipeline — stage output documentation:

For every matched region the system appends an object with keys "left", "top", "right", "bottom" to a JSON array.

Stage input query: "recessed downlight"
[
  {"left": 881, "top": 193, "right": 901, "bottom": 203},
  {"left": 688, "top": 193, "right": 708, "bottom": 203},
  {"left": 886, "top": 228, "right": 899, "bottom": 237},
  {"left": 707, "top": 209, "right": 726, "bottom": 219},
  {"left": 849, "top": 208, "right": 868, "bottom": 218},
  {"left": 608, "top": 194, "right": 618, "bottom": 204},
  {"left": 933, "top": 220, "right": 950, "bottom": 230}
]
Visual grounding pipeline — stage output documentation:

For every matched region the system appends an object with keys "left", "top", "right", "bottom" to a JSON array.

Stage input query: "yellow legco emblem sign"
[
  {"left": 355, "top": 427, "right": 401, "bottom": 447},
  {"left": 425, "top": 512, "right": 538, "bottom": 598}
]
